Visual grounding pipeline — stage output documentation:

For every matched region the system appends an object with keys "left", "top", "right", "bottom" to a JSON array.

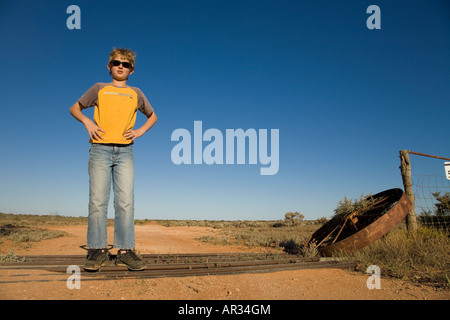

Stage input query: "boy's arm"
[
  {"left": 69, "top": 102, "right": 105, "bottom": 141},
  {"left": 123, "top": 112, "right": 158, "bottom": 141}
]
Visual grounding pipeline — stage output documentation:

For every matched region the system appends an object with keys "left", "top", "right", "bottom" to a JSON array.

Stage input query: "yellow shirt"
[{"left": 78, "top": 83, "right": 154, "bottom": 144}]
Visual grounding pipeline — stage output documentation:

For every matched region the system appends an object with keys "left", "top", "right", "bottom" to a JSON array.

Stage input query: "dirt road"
[{"left": 0, "top": 223, "right": 448, "bottom": 300}]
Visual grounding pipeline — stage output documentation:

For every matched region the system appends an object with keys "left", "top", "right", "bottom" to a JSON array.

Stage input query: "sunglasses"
[{"left": 110, "top": 60, "right": 132, "bottom": 69}]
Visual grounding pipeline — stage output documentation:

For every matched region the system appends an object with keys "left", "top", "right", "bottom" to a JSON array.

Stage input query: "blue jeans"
[{"left": 87, "top": 143, "right": 135, "bottom": 249}]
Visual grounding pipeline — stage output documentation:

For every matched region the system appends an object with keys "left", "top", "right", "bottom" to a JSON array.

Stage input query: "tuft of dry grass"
[
  {"left": 0, "top": 248, "right": 26, "bottom": 262},
  {"left": 0, "top": 223, "right": 68, "bottom": 244},
  {"left": 345, "top": 227, "right": 450, "bottom": 287},
  {"left": 5, "top": 227, "right": 68, "bottom": 243}
]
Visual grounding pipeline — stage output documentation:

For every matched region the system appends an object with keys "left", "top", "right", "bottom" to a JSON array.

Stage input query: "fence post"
[{"left": 399, "top": 150, "right": 418, "bottom": 231}]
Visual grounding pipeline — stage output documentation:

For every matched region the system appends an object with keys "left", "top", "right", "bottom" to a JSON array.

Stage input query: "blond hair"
[{"left": 108, "top": 48, "right": 136, "bottom": 70}]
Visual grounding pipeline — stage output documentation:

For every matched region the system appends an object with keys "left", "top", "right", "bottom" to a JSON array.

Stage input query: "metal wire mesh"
[{"left": 409, "top": 154, "right": 450, "bottom": 232}]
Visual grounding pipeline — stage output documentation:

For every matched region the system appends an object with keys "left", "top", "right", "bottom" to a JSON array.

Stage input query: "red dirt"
[{"left": 0, "top": 223, "right": 448, "bottom": 300}]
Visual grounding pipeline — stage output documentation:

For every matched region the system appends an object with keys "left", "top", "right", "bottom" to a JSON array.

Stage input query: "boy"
[{"left": 69, "top": 48, "right": 157, "bottom": 271}]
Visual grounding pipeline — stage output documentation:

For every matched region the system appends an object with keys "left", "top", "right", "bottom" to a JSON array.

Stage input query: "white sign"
[{"left": 445, "top": 162, "right": 450, "bottom": 180}]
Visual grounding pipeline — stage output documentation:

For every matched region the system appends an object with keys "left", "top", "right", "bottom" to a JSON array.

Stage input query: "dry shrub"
[
  {"left": 0, "top": 249, "right": 26, "bottom": 262},
  {"left": 333, "top": 193, "right": 375, "bottom": 217},
  {"left": 0, "top": 223, "right": 68, "bottom": 243},
  {"left": 350, "top": 227, "right": 450, "bottom": 287},
  {"left": 6, "top": 228, "right": 67, "bottom": 243}
]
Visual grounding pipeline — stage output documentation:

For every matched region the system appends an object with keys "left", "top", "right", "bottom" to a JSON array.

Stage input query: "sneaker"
[
  {"left": 84, "top": 249, "right": 109, "bottom": 271},
  {"left": 116, "top": 249, "right": 146, "bottom": 271}
]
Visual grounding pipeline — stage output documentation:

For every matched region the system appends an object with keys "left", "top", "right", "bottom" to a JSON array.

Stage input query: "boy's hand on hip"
[
  {"left": 124, "top": 129, "right": 143, "bottom": 141},
  {"left": 83, "top": 119, "right": 106, "bottom": 141}
]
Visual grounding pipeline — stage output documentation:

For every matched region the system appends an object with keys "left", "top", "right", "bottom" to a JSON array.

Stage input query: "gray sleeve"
[
  {"left": 133, "top": 87, "right": 154, "bottom": 117},
  {"left": 77, "top": 83, "right": 103, "bottom": 109}
]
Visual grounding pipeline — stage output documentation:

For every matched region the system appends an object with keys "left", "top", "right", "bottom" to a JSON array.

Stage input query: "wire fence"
[{"left": 407, "top": 151, "right": 450, "bottom": 233}]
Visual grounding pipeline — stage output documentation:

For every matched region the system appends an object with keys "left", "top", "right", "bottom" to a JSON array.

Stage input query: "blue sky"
[{"left": 0, "top": 0, "right": 449, "bottom": 220}]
